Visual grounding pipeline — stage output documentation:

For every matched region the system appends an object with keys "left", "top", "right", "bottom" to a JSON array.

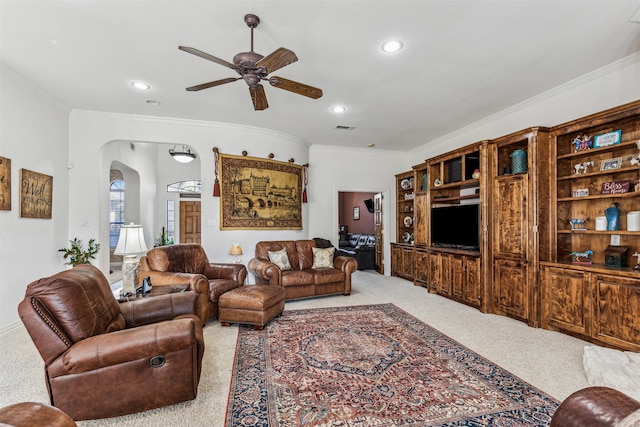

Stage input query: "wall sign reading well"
[{"left": 20, "top": 169, "right": 53, "bottom": 219}]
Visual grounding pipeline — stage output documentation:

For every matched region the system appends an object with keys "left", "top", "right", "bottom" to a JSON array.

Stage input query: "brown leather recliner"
[
  {"left": 139, "top": 244, "right": 247, "bottom": 324},
  {"left": 0, "top": 402, "right": 77, "bottom": 427},
  {"left": 248, "top": 240, "right": 357, "bottom": 300},
  {"left": 551, "top": 386, "right": 640, "bottom": 427},
  {"left": 18, "top": 264, "right": 205, "bottom": 421}
]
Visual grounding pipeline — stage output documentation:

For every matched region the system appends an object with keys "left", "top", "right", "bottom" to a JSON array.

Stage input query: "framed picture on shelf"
[
  {"left": 572, "top": 188, "right": 589, "bottom": 197},
  {"left": 353, "top": 206, "right": 360, "bottom": 220},
  {"left": 600, "top": 157, "right": 622, "bottom": 171},
  {"left": 593, "top": 130, "right": 622, "bottom": 148}
]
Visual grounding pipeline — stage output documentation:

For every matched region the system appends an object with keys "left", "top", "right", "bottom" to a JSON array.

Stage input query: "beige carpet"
[{"left": 0, "top": 271, "right": 590, "bottom": 426}]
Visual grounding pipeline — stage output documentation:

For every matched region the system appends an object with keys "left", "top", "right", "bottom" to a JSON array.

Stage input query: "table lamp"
[
  {"left": 229, "top": 244, "right": 243, "bottom": 264},
  {"left": 114, "top": 223, "right": 148, "bottom": 296}
]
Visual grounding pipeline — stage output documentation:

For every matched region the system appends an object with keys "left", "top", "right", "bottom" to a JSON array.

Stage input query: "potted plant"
[{"left": 58, "top": 238, "right": 100, "bottom": 266}]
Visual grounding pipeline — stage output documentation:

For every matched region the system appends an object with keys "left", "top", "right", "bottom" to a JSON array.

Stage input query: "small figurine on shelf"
[
  {"left": 633, "top": 252, "right": 640, "bottom": 270},
  {"left": 573, "top": 161, "right": 594, "bottom": 175},
  {"left": 629, "top": 139, "right": 640, "bottom": 166},
  {"left": 472, "top": 169, "right": 480, "bottom": 179},
  {"left": 572, "top": 134, "right": 593, "bottom": 152},
  {"left": 570, "top": 250, "right": 593, "bottom": 265},
  {"left": 570, "top": 218, "right": 589, "bottom": 230},
  {"left": 635, "top": 179, "right": 640, "bottom": 193}
]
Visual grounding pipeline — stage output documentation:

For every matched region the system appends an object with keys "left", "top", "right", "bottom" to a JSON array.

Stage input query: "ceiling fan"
[{"left": 179, "top": 14, "right": 323, "bottom": 111}]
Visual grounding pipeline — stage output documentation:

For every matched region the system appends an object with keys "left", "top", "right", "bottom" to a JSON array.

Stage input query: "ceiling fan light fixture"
[
  {"left": 169, "top": 145, "right": 197, "bottom": 163},
  {"left": 381, "top": 40, "right": 403, "bottom": 53},
  {"left": 131, "top": 81, "right": 151, "bottom": 90}
]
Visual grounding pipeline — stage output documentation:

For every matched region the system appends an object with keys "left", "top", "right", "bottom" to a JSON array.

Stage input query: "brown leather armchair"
[
  {"left": 551, "top": 386, "right": 640, "bottom": 427},
  {"left": 140, "top": 244, "right": 247, "bottom": 323},
  {"left": 0, "top": 402, "right": 77, "bottom": 427},
  {"left": 18, "top": 265, "right": 205, "bottom": 421}
]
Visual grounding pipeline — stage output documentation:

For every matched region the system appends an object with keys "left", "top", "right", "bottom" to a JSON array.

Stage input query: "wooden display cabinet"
[
  {"left": 550, "top": 101, "right": 640, "bottom": 268},
  {"left": 425, "top": 141, "right": 489, "bottom": 312},
  {"left": 391, "top": 243, "right": 414, "bottom": 280},
  {"left": 395, "top": 170, "right": 415, "bottom": 245},
  {"left": 541, "top": 99, "right": 640, "bottom": 351},
  {"left": 489, "top": 127, "right": 550, "bottom": 327}
]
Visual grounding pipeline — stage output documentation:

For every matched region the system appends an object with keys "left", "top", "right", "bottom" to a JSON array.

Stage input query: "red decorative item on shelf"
[{"left": 213, "top": 147, "right": 220, "bottom": 197}]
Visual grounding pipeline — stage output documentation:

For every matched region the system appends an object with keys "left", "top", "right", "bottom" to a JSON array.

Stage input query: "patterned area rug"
[{"left": 225, "top": 304, "right": 559, "bottom": 426}]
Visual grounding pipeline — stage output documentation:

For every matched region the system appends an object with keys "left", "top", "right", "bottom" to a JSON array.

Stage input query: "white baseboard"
[{"left": 0, "top": 320, "right": 24, "bottom": 336}]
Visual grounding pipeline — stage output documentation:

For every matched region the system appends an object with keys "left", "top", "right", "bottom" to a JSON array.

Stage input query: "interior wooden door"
[
  {"left": 180, "top": 200, "right": 201, "bottom": 244},
  {"left": 374, "top": 192, "right": 384, "bottom": 274}
]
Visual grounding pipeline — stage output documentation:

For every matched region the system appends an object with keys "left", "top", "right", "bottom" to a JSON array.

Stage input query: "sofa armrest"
[
  {"left": 248, "top": 258, "right": 282, "bottom": 286},
  {"left": 203, "top": 263, "right": 247, "bottom": 285},
  {"left": 334, "top": 255, "right": 358, "bottom": 272},
  {"left": 49, "top": 318, "right": 199, "bottom": 376},
  {"left": 120, "top": 292, "right": 197, "bottom": 328}
]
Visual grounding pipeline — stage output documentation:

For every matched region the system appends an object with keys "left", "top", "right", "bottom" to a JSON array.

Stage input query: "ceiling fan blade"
[
  {"left": 268, "top": 76, "right": 323, "bottom": 99},
  {"left": 255, "top": 47, "right": 298, "bottom": 73},
  {"left": 249, "top": 85, "right": 269, "bottom": 110},
  {"left": 178, "top": 46, "right": 236, "bottom": 70},
  {"left": 186, "top": 77, "right": 240, "bottom": 91}
]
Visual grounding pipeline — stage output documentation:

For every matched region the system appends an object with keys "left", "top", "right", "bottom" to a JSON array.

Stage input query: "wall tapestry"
[
  {"left": 0, "top": 157, "right": 10, "bottom": 211},
  {"left": 220, "top": 153, "right": 302, "bottom": 230},
  {"left": 20, "top": 168, "right": 53, "bottom": 219}
]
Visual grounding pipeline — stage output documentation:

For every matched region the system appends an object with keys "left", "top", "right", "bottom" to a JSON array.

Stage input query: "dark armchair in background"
[
  {"left": 337, "top": 233, "right": 376, "bottom": 270},
  {"left": 551, "top": 386, "right": 640, "bottom": 427},
  {"left": 18, "top": 265, "right": 205, "bottom": 421}
]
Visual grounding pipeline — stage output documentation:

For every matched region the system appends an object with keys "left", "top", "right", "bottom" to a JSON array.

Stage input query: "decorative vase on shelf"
[
  {"left": 605, "top": 203, "right": 620, "bottom": 231},
  {"left": 510, "top": 149, "right": 528, "bottom": 174}
]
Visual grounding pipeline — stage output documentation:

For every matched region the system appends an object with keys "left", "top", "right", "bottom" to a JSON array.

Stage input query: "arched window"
[
  {"left": 167, "top": 180, "right": 201, "bottom": 195},
  {"left": 109, "top": 180, "right": 125, "bottom": 249}
]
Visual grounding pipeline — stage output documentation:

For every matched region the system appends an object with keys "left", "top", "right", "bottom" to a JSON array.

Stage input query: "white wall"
[
  {"left": 410, "top": 53, "right": 640, "bottom": 161},
  {"left": 308, "top": 145, "right": 406, "bottom": 275},
  {"left": 0, "top": 63, "right": 70, "bottom": 332}
]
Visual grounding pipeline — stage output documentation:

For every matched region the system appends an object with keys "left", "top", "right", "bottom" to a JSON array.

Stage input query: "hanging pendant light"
[{"left": 169, "top": 145, "right": 197, "bottom": 163}]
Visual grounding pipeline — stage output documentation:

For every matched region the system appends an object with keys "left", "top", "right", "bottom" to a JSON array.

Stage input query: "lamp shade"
[
  {"left": 114, "top": 223, "right": 148, "bottom": 255},
  {"left": 229, "top": 244, "right": 243, "bottom": 256}
]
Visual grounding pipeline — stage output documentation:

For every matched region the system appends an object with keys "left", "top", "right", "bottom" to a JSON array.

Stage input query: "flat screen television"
[{"left": 430, "top": 204, "right": 480, "bottom": 251}]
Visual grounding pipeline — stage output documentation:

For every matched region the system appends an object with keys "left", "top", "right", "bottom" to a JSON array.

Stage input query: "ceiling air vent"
[{"left": 335, "top": 125, "right": 356, "bottom": 130}]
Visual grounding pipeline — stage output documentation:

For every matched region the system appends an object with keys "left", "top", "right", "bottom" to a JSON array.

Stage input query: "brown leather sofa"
[
  {"left": 18, "top": 264, "right": 205, "bottom": 421},
  {"left": 248, "top": 240, "right": 358, "bottom": 300},
  {"left": 140, "top": 244, "right": 247, "bottom": 324},
  {"left": 551, "top": 386, "right": 640, "bottom": 427}
]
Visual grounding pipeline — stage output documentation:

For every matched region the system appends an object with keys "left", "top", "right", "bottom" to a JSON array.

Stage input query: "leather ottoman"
[{"left": 218, "top": 285, "right": 285, "bottom": 330}]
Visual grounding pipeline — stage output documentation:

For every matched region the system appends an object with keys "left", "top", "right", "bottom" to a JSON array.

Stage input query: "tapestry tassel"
[
  {"left": 302, "top": 163, "right": 308, "bottom": 203},
  {"left": 213, "top": 147, "right": 220, "bottom": 197}
]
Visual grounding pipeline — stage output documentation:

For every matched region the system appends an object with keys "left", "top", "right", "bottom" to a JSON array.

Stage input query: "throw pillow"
[
  {"left": 312, "top": 247, "right": 335, "bottom": 269},
  {"left": 267, "top": 248, "right": 292, "bottom": 271}
]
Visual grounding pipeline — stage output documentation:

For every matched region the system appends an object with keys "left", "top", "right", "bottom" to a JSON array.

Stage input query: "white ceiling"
[{"left": 2, "top": 1, "right": 640, "bottom": 151}]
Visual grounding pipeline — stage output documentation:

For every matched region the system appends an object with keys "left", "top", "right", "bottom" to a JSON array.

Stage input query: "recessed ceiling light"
[
  {"left": 131, "top": 81, "right": 150, "bottom": 90},
  {"left": 146, "top": 100, "right": 161, "bottom": 106},
  {"left": 331, "top": 105, "right": 346, "bottom": 113},
  {"left": 381, "top": 40, "right": 403, "bottom": 53}
]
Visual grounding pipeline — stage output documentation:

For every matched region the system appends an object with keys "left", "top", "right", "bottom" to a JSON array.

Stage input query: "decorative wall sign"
[
  {"left": 572, "top": 188, "right": 589, "bottom": 197},
  {"left": 0, "top": 156, "right": 11, "bottom": 211},
  {"left": 593, "top": 130, "right": 622, "bottom": 148},
  {"left": 601, "top": 180, "right": 631, "bottom": 195},
  {"left": 353, "top": 206, "right": 360, "bottom": 220},
  {"left": 20, "top": 169, "right": 53, "bottom": 219},
  {"left": 219, "top": 153, "right": 302, "bottom": 230},
  {"left": 600, "top": 157, "right": 622, "bottom": 171}
]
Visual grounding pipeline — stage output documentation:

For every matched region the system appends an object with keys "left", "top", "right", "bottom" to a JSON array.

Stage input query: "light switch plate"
[{"left": 611, "top": 234, "right": 621, "bottom": 246}]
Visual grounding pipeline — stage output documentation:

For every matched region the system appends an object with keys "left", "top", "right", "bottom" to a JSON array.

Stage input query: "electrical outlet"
[{"left": 611, "top": 234, "right": 621, "bottom": 246}]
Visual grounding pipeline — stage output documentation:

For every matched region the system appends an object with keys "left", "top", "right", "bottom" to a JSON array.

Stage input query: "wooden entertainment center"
[{"left": 392, "top": 100, "right": 640, "bottom": 351}]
